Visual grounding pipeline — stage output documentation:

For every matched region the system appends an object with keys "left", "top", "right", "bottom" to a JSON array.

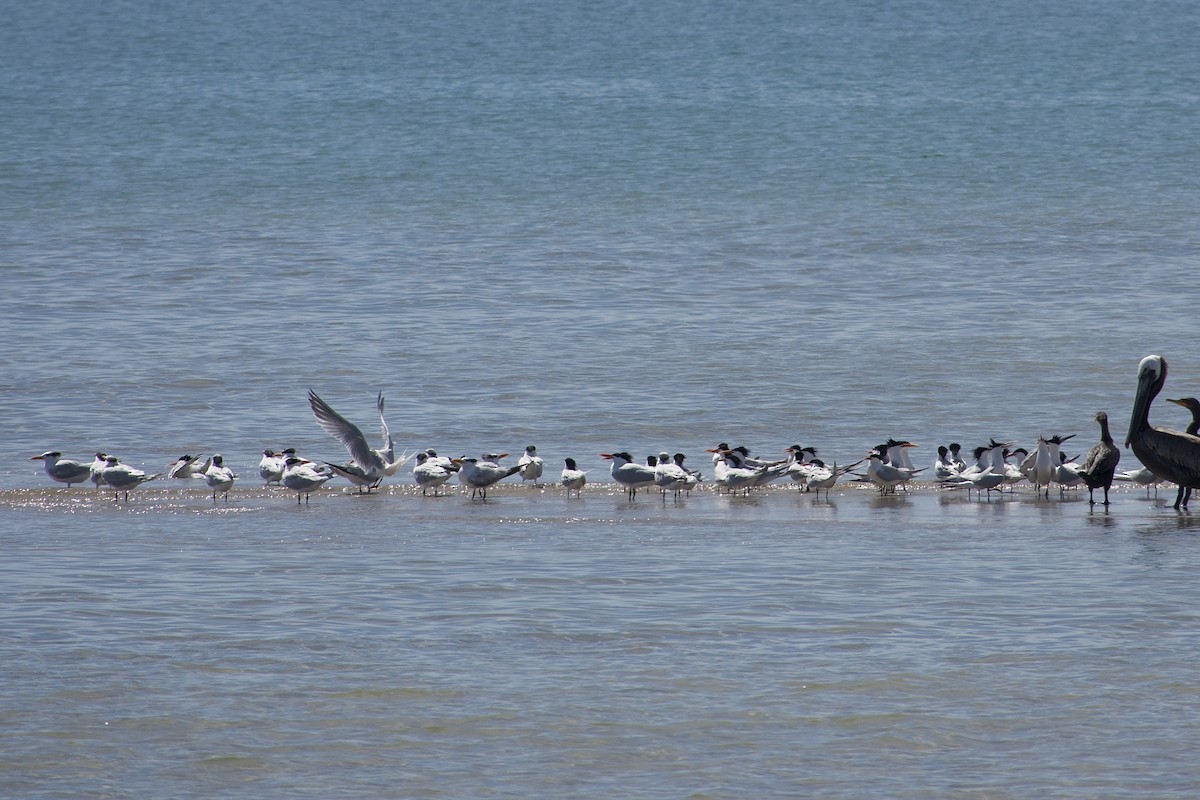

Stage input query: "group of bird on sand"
[{"left": 26, "top": 355, "right": 1200, "bottom": 511}]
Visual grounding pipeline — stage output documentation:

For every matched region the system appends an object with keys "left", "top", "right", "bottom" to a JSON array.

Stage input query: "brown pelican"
[
  {"left": 1125, "top": 355, "right": 1200, "bottom": 510},
  {"left": 1077, "top": 412, "right": 1120, "bottom": 505},
  {"left": 1165, "top": 397, "right": 1200, "bottom": 508}
]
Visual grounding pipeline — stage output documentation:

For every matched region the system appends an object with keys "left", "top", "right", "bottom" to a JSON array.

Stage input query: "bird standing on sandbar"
[
  {"left": 1077, "top": 412, "right": 1120, "bottom": 505},
  {"left": 1125, "top": 355, "right": 1200, "bottom": 510}
]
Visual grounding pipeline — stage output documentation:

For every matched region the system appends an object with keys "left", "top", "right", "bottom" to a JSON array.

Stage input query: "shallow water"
[
  {"left": 5, "top": 482, "right": 1200, "bottom": 797},
  {"left": 4, "top": 0, "right": 1200, "bottom": 795}
]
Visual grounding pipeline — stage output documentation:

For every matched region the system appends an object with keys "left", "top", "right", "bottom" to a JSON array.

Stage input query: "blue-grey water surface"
[{"left": 3, "top": 0, "right": 1200, "bottom": 796}]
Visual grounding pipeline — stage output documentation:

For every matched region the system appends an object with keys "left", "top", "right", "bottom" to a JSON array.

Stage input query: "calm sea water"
[{"left": 3, "top": 0, "right": 1200, "bottom": 796}]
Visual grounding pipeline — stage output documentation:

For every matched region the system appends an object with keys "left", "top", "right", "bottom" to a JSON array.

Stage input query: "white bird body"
[
  {"left": 31, "top": 451, "right": 92, "bottom": 487},
  {"left": 281, "top": 457, "right": 334, "bottom": 503},
  {"left": 203, "top": 454, "right": 237, "bottom": 501},
  {"left": 601, "top": 452, "right": 657, "bottom": 500},
  {"left": 413, "top": 451, "right": 456, "bottom": 495},
  {"left": 89, "top": 453, "right": 109, "bottom": 487},
  {"left": 712, "top": 451, "right": 774, "bottom": 493},
  {"left": 259, "top": 450, "right": 286, "bottom": 486},
  {"left": 560, "top": 458, "right": 588, "bottom": 497},
  {"left": 653, "top": 451, "right": 691, "bottom": 497},
  {"left": 517, "top": 446, "right": 545, "bottom": 485}
]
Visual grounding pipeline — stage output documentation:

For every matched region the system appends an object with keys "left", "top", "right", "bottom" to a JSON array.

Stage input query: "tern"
[
  {"left": 309, "top": 389, "right": 411, "bottom": 491},
  {"left": 167, "top": 454, "right": 206, "bottom": 480},
  {"left": 258, "top": 449, "right": 286, "bottom": 486},
  {"left": 202, "top": 454, "right": 237, "bottom": 502},
  {"left": 560, "top": 457, "right": 588, "bottom": 497},
  {"left": 30, "top": 451, "right": 93, "bottom": 487},
  {"left": 1126, "top": 355, "right": 1200, "bottom": 510},
  {"left": 281, "top": 457, "right": 334, "bottom": 504},
  {"left": 89, "top": 452, "right": 109, "bottom": 488},
  {"left": 600, "top": 452, "right": 657, "bottom": 500},
  {"left": 517, "top": 445, "right": 545, "bottom": 485},
  {"left": 1077, "top": 412, "right": 1120, "bottom": 505},
  {"left": 413, "top": 451, "right": 456, "bottom": 496},
  {"left": 453, "top": 456, "right": 522, "bottom": 500},
  {"left": 653, "top": 451, "right": 691, "bottom": 499},
  {"left": 100, "top": 456, "right": 160, "bottom": 502}
]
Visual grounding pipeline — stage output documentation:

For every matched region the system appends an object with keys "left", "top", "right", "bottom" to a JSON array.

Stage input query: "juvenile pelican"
[
  {"left": 1166, "top": 397, "right": 1200, "bottom": 507},
  {"left": 1126, "top": 355, "right": 1200, "bottom": 510}
]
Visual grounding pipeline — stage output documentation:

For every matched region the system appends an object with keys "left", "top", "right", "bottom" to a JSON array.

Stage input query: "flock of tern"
[{"left": 25, "top": 356, "right": 1200, "bottom": 510}]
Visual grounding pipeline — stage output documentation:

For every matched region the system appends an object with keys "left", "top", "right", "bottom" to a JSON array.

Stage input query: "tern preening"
[
  {"left": 1126, "top": 355, "right": 1200, "bottom": 510},
  {"left": 167, "top": 454, "right": 206, "bottom": 480},
  {"left": 31, "top": 451, "right": 93, "bottom": 487},
  {"left": 517, "top": 445, "right": 545, "bottom": 485},
  {"left": 308, "top": 389, "right": 411, "bottom": 492}
]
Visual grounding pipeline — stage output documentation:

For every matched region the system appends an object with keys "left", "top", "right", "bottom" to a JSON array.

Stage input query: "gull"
[
  {"left": 517, "top": 445, "right": 545, "bottom": 485},
  {"left": 281, "top": 456, "right": 334, "bottom": 504},
  {"left": 560, "top": 457, "right": 588, "bottom": 497},
  {"left": 413, "top": 451, "right": 456, "bottom": 496},
  {"left": 100, "top": 456, "right": 160, "bottom": 502},
  {"left": 258, "top": 449, "right": 287, "bottom": 486},
  {"left": 1126, "top": 355, "right": 1200, "bottom": 510},
  {"left": 453, "top": 456, "right": 522, "bottom": 500},
  {"left": 600, "top": 452, "right": 657, "bottom": 500},
  {"left": 308, "top": 389, "right": 411, "bottom": 491},
  {"left": 30, "top": 451, "right": 93, "bottom": 487},
  {"left": 167, "top": 454, "right": 206, "bottom": 480},
  {"left": 202, "top": 454, "right": 238, "bottom": 502}
]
